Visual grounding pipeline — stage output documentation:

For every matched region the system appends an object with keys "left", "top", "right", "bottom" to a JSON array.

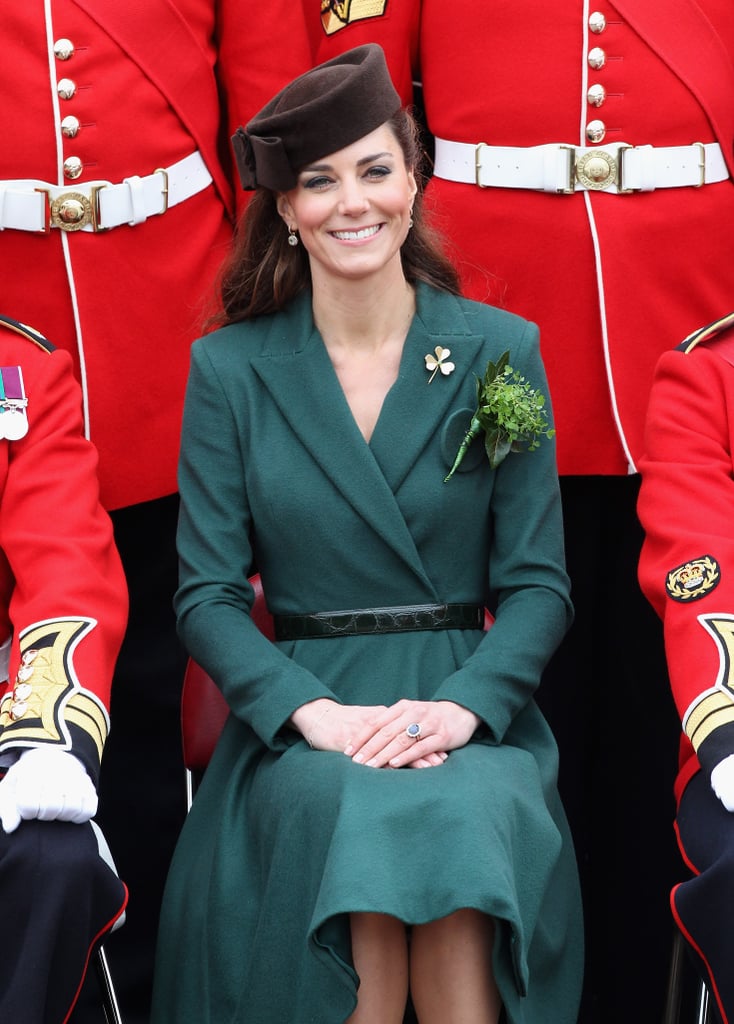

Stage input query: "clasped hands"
[
  {"left": 293, "top": 698, "right": 480, "bottom": 769},
  {"left": 0, "top": 746, "right": 97, "bottom": 833}
]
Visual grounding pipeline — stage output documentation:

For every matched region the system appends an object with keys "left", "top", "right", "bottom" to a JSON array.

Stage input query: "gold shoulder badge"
[
  {"left": 666, "top": 555, "right": 721, "bottom": 602},
  {"left": 321, "top": 0, "right": 389, "bottom": 35}
]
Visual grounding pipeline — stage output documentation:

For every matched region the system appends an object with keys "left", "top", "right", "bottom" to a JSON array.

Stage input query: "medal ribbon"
[
  {"left": 0, "top": 366, "right": 24, "bottom": 403},
  {"left": 0, "top": 366, "right": 29, "bottom": 440}
]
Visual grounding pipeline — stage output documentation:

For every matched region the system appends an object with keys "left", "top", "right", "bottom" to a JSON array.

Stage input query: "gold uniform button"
[
  {"left": 61, "top": 115, "right": 81, "bottom": 138},
  {"left": 585, "top": 120, "right": 607, "bottom": 144},
  {"left": 589, "top": 12, "right": 607, "bottom": 33},
  {"left": 63, "top": 156, "right": 84, "bottom": 180},
  {"left": 588, "top": 46, "right": 606, "bottom": 70},
  {"left": 587, "top": 83, "right": 606, "bottom": 107},
  {"left": 54, "top": 38, "right": 75, "bottom": 60},
  {"left": 57, "top": 78, "right": 77, "bottom": 100}
]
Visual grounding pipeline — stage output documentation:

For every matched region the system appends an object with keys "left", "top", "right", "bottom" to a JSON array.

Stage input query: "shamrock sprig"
[{"left": 444, "top": 351, "right": 555, "bottom": 482}]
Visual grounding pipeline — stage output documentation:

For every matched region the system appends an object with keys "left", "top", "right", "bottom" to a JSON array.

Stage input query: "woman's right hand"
[{"left": 290, "top": 699, "right": 386, "bottom": 752}]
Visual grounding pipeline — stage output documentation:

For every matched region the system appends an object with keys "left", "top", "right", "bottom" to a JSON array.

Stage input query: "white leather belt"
[
  {"left": 433, "top": 138, "right": 729, "bottom": 194},
  {"left": 0, "top": 150, "right": 212, "bottom": 233}
]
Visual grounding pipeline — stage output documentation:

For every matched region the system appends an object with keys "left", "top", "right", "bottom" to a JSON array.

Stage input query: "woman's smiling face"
[{"left": 277, "top": 123, "right": 417, "bottom": 286}]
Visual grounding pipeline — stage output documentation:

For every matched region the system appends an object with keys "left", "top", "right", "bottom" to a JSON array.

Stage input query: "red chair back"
[{"left": 181, "top": 574, "right": 274, "bottom": 775}]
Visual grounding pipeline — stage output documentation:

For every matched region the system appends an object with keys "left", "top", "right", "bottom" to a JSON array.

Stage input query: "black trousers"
[
  {"left": 71, "top": 494, "right": 188, "bottom": 1024},
  {"left": 536, "top": 475, "right": 684, "bottom": 1024},
  {"left": 674, "top": 770, "right": 734, "bottom": 1024},
  {"left": 0, "top": 818, "right": 126, "bottom": 1023}
]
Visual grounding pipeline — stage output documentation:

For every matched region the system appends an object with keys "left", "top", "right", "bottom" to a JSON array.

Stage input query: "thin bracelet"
[{"left": 306, "top": 706, "right": 331, "bottom": 749}]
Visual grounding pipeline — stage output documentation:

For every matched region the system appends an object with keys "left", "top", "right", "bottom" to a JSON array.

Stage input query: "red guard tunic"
[
  {"left": 0, "top": 315, "right": 127, "bottom": 776},
  {"left": 310, "top": 0, "right": 734, "bottom": 476},
  {"left": 0, "top": 313, "right": 129, "bottom": 1024},
  {"left": 638, "top": 313, "right": 734, "bottom": 1024},
  {"left": 638, "top": 314, "right": 734, "bottom": 808},
  {"left": 2, "top": 0, "right": 312, "bottom": 511}
]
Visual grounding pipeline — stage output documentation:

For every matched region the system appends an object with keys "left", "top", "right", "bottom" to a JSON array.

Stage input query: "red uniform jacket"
[
  {"left": 638, "top": 314, "right": 734, "bottom": 805},
  {"left": 2, "top": 0, "right": 311, "bottom": 510},
  {"left": 0, "top": 316, "right": 128, "bottom": 784},
  {"left": 310, "top": 0, "right": 734, "bottom": 475}
]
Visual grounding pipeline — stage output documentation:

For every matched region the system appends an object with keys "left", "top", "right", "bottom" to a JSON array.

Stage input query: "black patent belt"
[{"left": 273, "top": 603, "right": 484, "bottom": 640}]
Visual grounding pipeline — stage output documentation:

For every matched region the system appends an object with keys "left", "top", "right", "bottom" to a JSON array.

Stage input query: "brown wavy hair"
[{"left": 205, "top": 108, "right": 461, "bottom": 329}]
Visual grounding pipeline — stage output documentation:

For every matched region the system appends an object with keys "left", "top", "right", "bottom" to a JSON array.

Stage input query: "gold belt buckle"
[
  {"left": 37, "top": 185, "right": 108, "bottom": 232},
  {"left": 575, "top": 149, "right": 619, "bottom": 190}
]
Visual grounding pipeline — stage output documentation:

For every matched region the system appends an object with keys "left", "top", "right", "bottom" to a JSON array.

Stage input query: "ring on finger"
[{"left": 405, "top": 722, "right": 422, "bottom": 741}]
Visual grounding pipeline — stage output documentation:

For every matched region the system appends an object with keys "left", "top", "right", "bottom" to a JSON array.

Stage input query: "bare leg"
[
  {"left": 410, "top": 909, "right": 502, "bottom": 1024},
  {"left": 346, "top": 912, "right": 409, "bottom": 1024}
]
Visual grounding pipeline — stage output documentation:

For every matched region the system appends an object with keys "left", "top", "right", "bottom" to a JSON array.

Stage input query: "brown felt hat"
[{"left": 231, "top": 44, "right": 402, "bottom": 192}]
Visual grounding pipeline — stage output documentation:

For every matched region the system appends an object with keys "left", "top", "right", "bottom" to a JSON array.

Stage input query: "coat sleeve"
[
  {"left": 175, "top": 341, "right": 338, "bottom": 750},
  {"left": 0, "top": 344, "right": 128, "bottom": 784},
  {"left": 638, "top": 345, "right": 734, "bottom": 777}
]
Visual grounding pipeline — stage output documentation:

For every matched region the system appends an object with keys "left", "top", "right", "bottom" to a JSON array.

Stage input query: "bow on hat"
[{"left": 232, "top": 128, "right": 298, "bottom": 192}]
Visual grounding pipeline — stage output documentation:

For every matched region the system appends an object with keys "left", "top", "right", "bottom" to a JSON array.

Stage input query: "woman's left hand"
[{"left": 344, "top": 699, "right": 481, "bottom": 769}]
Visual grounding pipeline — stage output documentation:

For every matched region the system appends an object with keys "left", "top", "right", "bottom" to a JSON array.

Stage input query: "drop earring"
[
  {"left": 287, "top": 225, "right": 299, "bottom": 247},
  {"left": 408, "top": 207, "right": 414, "bottom": 229}
]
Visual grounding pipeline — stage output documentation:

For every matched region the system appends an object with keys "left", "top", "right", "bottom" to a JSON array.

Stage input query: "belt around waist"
[
  {"left": 0, "top": 150, "right": 212, "bottom": 233},
  {"left": 273, "top": 603, "right": 485, "bottom": 640},
  {"left": 432, "top": 137, "right": 729, "bottom": 194}
]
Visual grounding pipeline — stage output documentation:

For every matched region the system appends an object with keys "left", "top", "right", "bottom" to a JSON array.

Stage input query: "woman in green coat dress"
[{"left": 151, "top": 44, "right": 583, "bottom": 1024}]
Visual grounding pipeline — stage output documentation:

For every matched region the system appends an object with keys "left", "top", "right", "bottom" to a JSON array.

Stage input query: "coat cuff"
[{"left": 0, "top": 617, "right": 108, "bottom": 783}]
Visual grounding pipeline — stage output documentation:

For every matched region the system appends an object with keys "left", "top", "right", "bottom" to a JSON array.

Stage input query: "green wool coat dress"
[{"left": 150, "top": 283, "right": 584, "bottom": 1024}]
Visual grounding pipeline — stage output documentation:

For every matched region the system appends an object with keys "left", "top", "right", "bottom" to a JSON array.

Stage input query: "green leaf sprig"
[{"left": 444, "top": 351, "right": 555, "bottom": 482}]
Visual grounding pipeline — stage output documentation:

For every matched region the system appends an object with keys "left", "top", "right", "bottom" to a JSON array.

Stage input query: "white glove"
[
  {"left": 710, "top": 753, "right": 734, "bottom": 812},
  {"left": 0, "top": 746, "right": 98, "bottom": 834}
]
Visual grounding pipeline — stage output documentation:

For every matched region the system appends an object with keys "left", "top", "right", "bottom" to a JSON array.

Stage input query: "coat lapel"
[
  {"left": 251, "top": 294, "right": 430, "bottom": 587},
  {"left": 369, "top": 286, "right": 485, "bottom": 493},
  {"left": 251, "top": 287, "right": 484, "bottom": 589},
  {"left": 612, "top": 0, "right": 734, "bottom": 175}
]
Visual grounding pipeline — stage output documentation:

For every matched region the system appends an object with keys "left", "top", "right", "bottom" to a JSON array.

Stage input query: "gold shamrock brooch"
[{"left": 425, "top": 346, "right": 455, "bottom": 383}]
